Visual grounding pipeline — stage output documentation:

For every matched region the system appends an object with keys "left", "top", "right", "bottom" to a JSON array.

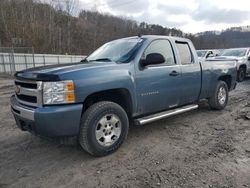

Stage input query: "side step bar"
[{"left": 135, "top": 104, "right": 198, "bottom": 125}]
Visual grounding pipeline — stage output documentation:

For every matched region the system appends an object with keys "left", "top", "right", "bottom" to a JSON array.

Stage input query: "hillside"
[
  {"left": 0, "top": 0, "right": 183, "bottom": 55},
  {"left": 194, "top": 27, "right": 250, "bottom": 49},
  {"left": 0, "top": 0, "right": 250, "bottom": 54}
]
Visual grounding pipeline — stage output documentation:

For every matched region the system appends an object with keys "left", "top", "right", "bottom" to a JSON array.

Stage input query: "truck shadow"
[{"left": 37, "top": 101, "right": 213, "bottom": 154}]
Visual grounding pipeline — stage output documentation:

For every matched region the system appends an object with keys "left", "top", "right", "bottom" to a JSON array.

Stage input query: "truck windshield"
[
  {"left": 197, "top": 50, "right": 207, "bottom": 57},
  {"left": 86, "top": 38, "right": 144, "bottom": 63},
  {"left": 220, "top": 49, "right": 247, "bottom": 57}
]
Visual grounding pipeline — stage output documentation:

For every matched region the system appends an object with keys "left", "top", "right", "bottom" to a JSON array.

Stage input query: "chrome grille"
[{"left": 14, "top": 79, "right": 43, "bottom": 107}]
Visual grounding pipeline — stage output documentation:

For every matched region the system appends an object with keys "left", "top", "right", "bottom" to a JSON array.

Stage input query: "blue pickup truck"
[{"left": 10, "top": 35, "right": 237, "bottom": 156}]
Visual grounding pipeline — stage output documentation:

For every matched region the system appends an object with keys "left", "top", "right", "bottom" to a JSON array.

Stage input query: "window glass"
[
  {"left": 144, "top": 40, "right": 175, "bottom": 65},
  {"left": 176, "top": 42, "right": 193, "bottom": 65},
  {"left": 87, "top": 38, "right": 144, "bottom": 63},
  {"left": 197, "top": 50, "right": 207, "bottom": 57},
  {"left": 221, "top": 48, "right": 247, "bottom": 57}
]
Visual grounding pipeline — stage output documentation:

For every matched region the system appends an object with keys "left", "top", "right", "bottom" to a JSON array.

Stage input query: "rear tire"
[
  {"left": 79, "top": 101, "right": 129, "bottom": 156},
  {"left": 237, "top": 67, "right": 245, "bottom": 82},
  {"left": 208, "top": 81, "right": 228, "bottom": 110}
]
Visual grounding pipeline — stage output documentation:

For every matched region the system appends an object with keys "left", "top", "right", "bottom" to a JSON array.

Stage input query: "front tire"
[
  {"left": 208, "top": 81, "right": 228, "bottom": 110},
  {"left": 79, "top": 101, "right": 129, "bottom": 156},
  {"left": 237, "top": 67, "right": 246, "bottom": 82}
]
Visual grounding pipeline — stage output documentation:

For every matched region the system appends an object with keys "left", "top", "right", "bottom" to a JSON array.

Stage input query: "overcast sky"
[{"left": 77, "top": 0, "right": 250, "bottom": 34}]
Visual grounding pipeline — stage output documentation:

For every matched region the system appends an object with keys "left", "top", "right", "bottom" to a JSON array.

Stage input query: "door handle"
[{"left": 169, "top": 71, "right": 179, "bottom": 76}]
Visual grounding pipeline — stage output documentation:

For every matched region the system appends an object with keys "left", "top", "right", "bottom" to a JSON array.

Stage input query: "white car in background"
[
  {"left": 216, "top": 48, "right": 250, "bottom": 82},
  {"left": 197, "top": 49, "right": 221, "bottom": 62}
]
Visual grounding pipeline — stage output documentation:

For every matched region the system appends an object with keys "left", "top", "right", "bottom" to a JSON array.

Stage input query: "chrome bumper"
[{"left": 10, "top": 95, "right": 35, "bottom": 121}]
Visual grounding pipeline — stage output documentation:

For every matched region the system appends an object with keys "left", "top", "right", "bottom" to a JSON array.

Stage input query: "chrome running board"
[{"left": 135, "top": 104, "right": 198, "bottom": 125}]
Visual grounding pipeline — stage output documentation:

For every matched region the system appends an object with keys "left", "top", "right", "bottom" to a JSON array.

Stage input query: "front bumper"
[{"left": 10, "top": 95, "right": 83, "bottom": 137}]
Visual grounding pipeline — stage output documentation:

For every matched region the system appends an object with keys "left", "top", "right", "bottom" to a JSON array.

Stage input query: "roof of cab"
[
  {"left": 120, "top": 35, "right": 191, "bottom": 42},
  {"left": 141, "top": 35, "right": 188, "bottom": 40},
  {"left": 225, "top": 47, "right": 250, "bottom": 50}
]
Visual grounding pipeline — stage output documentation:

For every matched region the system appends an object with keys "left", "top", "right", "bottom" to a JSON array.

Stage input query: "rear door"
[{"left": 175, "top": 41, "right": 201, "bottom": 105}]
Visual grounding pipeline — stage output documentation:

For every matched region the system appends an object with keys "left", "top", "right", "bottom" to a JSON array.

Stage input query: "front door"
[{"left": 135, "top": 39, "right": 182, "bottom": 115}]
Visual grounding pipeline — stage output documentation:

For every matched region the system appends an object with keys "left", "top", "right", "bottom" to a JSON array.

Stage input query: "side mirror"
[
  {"left": 141, "top": 53, "right": 165, "bottom": 66},
  {"left": 80, "top": 57, "right": 88, "bottom": 62},
  {"left": 206, "top": 52, "right": 214, "bottom": 58},
  {"left": 248, "top": 56, "right": 250, "bottom": 61}
]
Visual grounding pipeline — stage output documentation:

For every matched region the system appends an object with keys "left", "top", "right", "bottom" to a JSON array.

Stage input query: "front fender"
[{"left": 62, "top": 64, "right": 137, "bottom": 114}]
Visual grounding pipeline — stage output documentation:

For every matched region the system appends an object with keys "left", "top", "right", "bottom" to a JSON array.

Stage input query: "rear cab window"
[{"left": 175, "top": 42, "right": 193, "bottom": 65}]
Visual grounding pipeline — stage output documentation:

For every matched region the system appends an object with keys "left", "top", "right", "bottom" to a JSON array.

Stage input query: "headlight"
[{"left": 43, "top": 80, "right": 75, "bottom": 105}]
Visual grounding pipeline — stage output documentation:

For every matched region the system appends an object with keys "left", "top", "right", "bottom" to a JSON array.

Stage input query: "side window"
[
  {"left": 144, "top": 40, "right": 175, "bottom": 66},
  {"left": 175, "top": 42, "right": 193, "bottom": 65}
]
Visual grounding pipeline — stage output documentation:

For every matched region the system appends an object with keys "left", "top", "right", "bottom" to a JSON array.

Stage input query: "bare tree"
[{"left": 1, "top": 0, "right": 249, "bottom": 55}]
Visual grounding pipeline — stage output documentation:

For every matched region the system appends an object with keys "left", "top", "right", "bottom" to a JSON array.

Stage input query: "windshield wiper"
[{"left": 89, "top": 58, "right": 112, "bottom": 62}]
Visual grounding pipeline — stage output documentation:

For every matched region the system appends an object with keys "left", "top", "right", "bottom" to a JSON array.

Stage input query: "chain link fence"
[{"left": 0, "top": 47, "right": 86, "bottom": 74}]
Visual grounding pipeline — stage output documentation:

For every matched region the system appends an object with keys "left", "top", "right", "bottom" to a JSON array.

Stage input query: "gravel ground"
[{"left": 0, "top": 75, "right": 250, "bottom": 188}]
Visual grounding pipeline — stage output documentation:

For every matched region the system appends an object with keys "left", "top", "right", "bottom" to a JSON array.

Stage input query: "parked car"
[
  {"left": 10, "top": 35, "right": 237, "bottom": 156},
  {"left": 196, "top": 49, "right": 220, "bottom": 61},
  {"left": 216, "top": 48, "right": 250, "bottom": 82}
]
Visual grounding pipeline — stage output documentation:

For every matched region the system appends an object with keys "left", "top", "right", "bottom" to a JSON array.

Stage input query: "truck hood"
[{"left": 15, "top": 61, "right": 121, "bottom": 81}]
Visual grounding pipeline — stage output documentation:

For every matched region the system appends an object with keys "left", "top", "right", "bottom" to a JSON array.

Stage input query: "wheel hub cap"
[
  {"left": 218, "top": 87, "right": 226, "bottom": 105},
  {"left": 95, "top": 114, "right": 121, "bottom": 147}
]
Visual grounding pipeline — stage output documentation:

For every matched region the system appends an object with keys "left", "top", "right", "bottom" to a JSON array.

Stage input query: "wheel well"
[
  {"left": 82, "top": 89, "right": 133, "bottom": 118},
  {"left": 218, "top": 75, "right": 232, "bottom": 90},
  {"left": 239, "top": 64, "right": 247, "bottom": 71}
]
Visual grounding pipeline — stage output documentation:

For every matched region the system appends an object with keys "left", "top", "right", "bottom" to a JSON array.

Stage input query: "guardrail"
[{"left": 0, "top": 53, "right": 86, "bottom": 74}]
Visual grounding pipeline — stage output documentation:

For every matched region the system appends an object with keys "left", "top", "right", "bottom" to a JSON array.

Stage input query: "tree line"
[{"left": 0, "top": 0, "right": 250, "bottom": 55}]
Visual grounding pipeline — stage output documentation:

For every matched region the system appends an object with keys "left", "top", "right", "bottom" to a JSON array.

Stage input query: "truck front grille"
[
  {"left": 14, "top": 79, "right": 42, "bottom": 107},
  {"left": 16, "top": 94, "right": 37, "bottom": 103},
  {"left": 15, "top": 80, "right": 37, "bottom": 89}
]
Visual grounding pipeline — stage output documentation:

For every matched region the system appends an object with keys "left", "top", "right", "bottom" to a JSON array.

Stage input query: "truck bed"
[{"left": 200, "top": 59, "right": 237, "bottom": 99}]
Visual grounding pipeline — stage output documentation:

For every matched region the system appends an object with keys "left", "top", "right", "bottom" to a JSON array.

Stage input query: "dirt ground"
[{"left": 0, "top": 75, "right": 250, "bottom": 188}]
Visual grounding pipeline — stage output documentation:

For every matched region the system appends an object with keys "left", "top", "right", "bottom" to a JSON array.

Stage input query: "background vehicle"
[
  {"left": 10, "top": 36, "right": 237, "bottom": 156},
  {"left": 215, "top": 48, "right": 250, "bottom": 82},
  {"left": 197, "top": 49, "right": 220, "bottom": 61}
]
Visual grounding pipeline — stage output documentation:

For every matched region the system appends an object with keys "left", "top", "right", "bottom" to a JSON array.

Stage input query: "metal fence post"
[
  {"left": 8, "top": 54, "right": 11, "bottom": 74},
  {"left": 32, "top": 47, "right": 35, "bottom": 67},
  {"left": 24, "top": 54, "right": 28, "bottom": 69},
  {"left": 10, "top": 47, "right": 16, "bottom": 74},
  {"left": 43, "top": 55, "right": 46, "bottom": 66},
  {"left": 12, "top": 49, "right": 16, "bottom": 73},
  {"left": 57, "top": 55, "right": 60, "bottom": 64},
  {"left": 1, "top": 54, "right": 6, "bottom": 73}
]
